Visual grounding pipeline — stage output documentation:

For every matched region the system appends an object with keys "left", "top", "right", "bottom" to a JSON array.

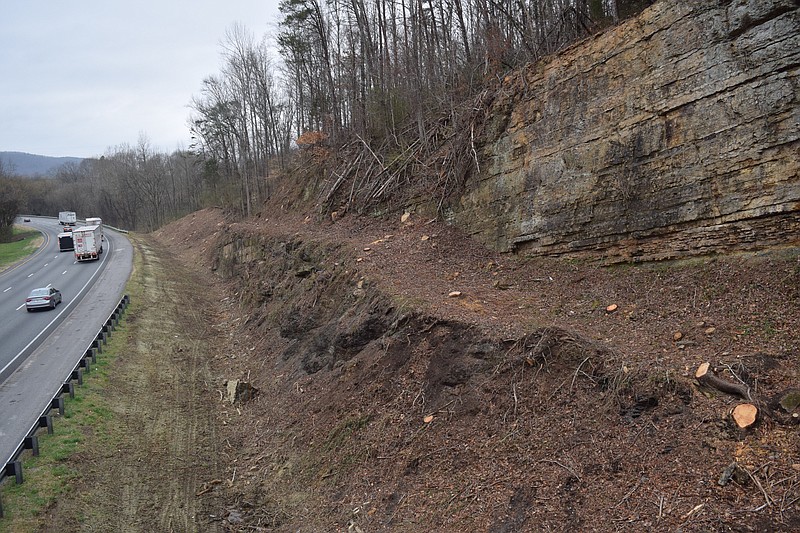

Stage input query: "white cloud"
[{"left": 0, "top": 0, "right": 280, "bottom": 157}]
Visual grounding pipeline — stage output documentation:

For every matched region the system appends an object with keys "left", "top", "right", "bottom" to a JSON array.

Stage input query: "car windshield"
[{"left": 30, "top": 288, "right": 49, "bottom": 297}]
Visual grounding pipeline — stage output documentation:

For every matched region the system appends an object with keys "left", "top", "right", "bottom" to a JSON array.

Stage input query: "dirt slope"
[{"left": 145, "top": 206, "right": 799, "bottom": 532}]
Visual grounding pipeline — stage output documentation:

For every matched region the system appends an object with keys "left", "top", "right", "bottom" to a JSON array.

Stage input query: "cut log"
[
  {"left": 695, "top": 362, "right": 751, "bottom": 401},
  {"left": 732, "top": 403, "right": 758, "bottom": 429}
]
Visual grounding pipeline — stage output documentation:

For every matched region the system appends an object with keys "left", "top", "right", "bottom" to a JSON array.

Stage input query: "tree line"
[
  {"left": 1, "top": 0, "right": 652, "bottom": 241},
  {"left": 1, "top": 138, "right": 210, "bottom": 238},
  {"left": 189, "top": 0, "right": 651, "bottom": 216}
]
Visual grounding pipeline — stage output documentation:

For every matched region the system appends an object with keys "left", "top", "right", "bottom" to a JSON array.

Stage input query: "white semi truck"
[
  {"left": 73, "top": 225, "right": 103, "bottom": 261},
  {"left": 85, "top": 217, "right": 103, "bottom": 241},
  {"left": 58, "top": 211, "right": 77, "bottom": 226}
]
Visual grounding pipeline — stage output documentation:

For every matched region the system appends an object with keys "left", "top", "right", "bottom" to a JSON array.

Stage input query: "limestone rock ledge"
[{"left": 455, "top": 0, "right": 799, "bottom": 263}]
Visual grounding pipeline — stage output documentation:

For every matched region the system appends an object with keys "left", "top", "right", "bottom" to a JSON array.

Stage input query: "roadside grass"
[
  {"left": 0, "top": 333, "right": 122, "bottom": 530},
  {"left": 0, "top": 227, "right": 43, "bottom": 271},
  {"left": 0, "top": 321, "right": 136, "bottom": 530},
  {"left": 0, "top": 245, "right": 145, "bottom": 531}
]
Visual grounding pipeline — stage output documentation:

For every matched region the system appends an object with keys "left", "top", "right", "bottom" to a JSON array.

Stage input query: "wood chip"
[
  {"left": 423, "top": 415, "right": 434, "bottom": 423},
  {"left": 606, "top": 304, "right": 618, "bottom": 313},
  {"left": 448, "top": 291, "right": 462, "bottom": 298}
]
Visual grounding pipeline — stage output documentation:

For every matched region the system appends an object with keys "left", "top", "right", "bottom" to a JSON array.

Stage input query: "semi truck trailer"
[
  {"left": 57, "top": 232, "right": 74, "bottom": 252},
  {"left": 73, "top": 225, "right": 103, "bottom": 261},
  {"left": 58, "top": 211, "right": 77, "bottom": 226}
]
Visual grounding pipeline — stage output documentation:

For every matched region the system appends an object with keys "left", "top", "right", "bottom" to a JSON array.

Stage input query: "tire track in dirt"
[{"left": 41, "top": 236, "right": 223, "bottom": 532}]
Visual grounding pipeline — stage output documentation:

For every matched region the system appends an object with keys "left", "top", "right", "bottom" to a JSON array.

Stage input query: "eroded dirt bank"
[
  {"left": 30, "top": 205, "right": 800, "bottom": 532},
  {"left": 143, "top": 207, "right": 799, "bottom": 532}
]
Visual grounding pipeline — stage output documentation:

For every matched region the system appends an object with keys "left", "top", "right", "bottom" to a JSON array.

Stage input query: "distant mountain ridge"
[{"left": 0, "top": 151, "right": 84, "bottom": 177}]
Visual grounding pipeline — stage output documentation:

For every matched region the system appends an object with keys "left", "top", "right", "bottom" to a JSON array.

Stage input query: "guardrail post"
[
  {"left": 38, "top": 415, "right": 53, "bottom": 435},
  {"left": 24, "top": 435, "right": 39, "bottom": 456},
  {"left": 51, "top": 396, "right": 65, "bottom": 416},
  {"left": 0, "top": 292, "right": 134, "bottom": 520},
  {"left": 5, "top": 461, "right": 23, "bottom": 484}
]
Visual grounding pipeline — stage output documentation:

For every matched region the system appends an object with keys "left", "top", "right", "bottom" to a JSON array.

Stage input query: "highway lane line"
[
  {"left": 1, "top": 238, "right": 112, "bottom": 378},
  {"left": 62, "top": 270, "right": 68, "bottom": 275},
  {"left": 3, "top": 287, "right": 10, "bottom": 293}
]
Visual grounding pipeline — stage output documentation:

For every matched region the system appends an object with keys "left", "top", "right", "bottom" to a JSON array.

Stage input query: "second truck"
[{"left": 73, "top": 224, "right": 103, "bottom": 261}]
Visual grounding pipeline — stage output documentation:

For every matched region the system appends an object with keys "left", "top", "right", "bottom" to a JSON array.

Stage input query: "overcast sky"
[{"left": 0, "top": 1, "right": 280, "bottom": 158}]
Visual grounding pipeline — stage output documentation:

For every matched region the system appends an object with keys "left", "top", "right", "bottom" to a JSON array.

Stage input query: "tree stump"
[{"left": 731, "top": 403, "right": 758, "bottom": 429}]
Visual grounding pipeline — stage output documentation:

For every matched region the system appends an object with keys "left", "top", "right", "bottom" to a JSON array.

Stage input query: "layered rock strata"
[{"left": 455, "top": 0, "right": 799, "bottom": 262}]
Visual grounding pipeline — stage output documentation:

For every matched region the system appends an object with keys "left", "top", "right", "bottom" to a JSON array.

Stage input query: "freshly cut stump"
[{"left": 732, "top": 403, "right": 758, "bottom": 429}]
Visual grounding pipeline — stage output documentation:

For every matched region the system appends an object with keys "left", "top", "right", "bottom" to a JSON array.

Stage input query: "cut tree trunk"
[
  {"left": 731, "top": 403, "right": 758, "bottom": 429},
  {"left": 695, "top": 362, "right": 752, "bottom": 401}
]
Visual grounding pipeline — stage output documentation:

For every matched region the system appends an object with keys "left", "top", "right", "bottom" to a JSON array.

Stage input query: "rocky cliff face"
[{"left": 455, "top": 0, "right": 799, "bottom": 262}]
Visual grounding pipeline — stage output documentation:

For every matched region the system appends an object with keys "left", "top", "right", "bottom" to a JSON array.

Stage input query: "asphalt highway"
[{"left": 0, "top": 217, "right": 133, "bottom": 468}]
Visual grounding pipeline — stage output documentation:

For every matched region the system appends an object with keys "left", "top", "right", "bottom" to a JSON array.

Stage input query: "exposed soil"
[
  {"left": 36, "top": 236, "right": 225, "bottom": 532},
  {"left": 34, "top": 202, "right": 800, "bottom": 532},
  {"left": 154, "top": 204, "right": 798, "bottom": 532}
]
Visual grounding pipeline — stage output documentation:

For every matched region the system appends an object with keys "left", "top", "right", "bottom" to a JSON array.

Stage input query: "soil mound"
[{"left": 151, "top": 205, "right": 800, "bottom": 532}]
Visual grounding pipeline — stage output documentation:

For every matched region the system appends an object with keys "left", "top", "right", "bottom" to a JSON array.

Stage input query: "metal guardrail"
[
  {"left": 17, "top": 215, "right": 130, "bottom": 235},
  {"left": 0, "top": 294, "right": 130, "bottom": 518}
]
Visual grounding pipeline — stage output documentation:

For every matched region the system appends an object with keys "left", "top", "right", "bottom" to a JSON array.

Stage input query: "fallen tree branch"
[{"left": 695, "top": 362, "right": 752, "bottom": 401}]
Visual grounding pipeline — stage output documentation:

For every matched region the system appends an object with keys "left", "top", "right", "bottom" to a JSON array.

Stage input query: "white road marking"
[
  {"left": 27, "top": 273, "right": 33, "bottom": 278},
  {"left": 3, "top": 287, "right": 10, "bottom": 293},
  {"left": 44, "top": 263, "right": 49, "bottom": 267},
  {"left": 3, "top": 242, "right": 111, "bottom": 376},
  {"left": 62, "top": 270, "right": 68, "bottom": 275}
]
